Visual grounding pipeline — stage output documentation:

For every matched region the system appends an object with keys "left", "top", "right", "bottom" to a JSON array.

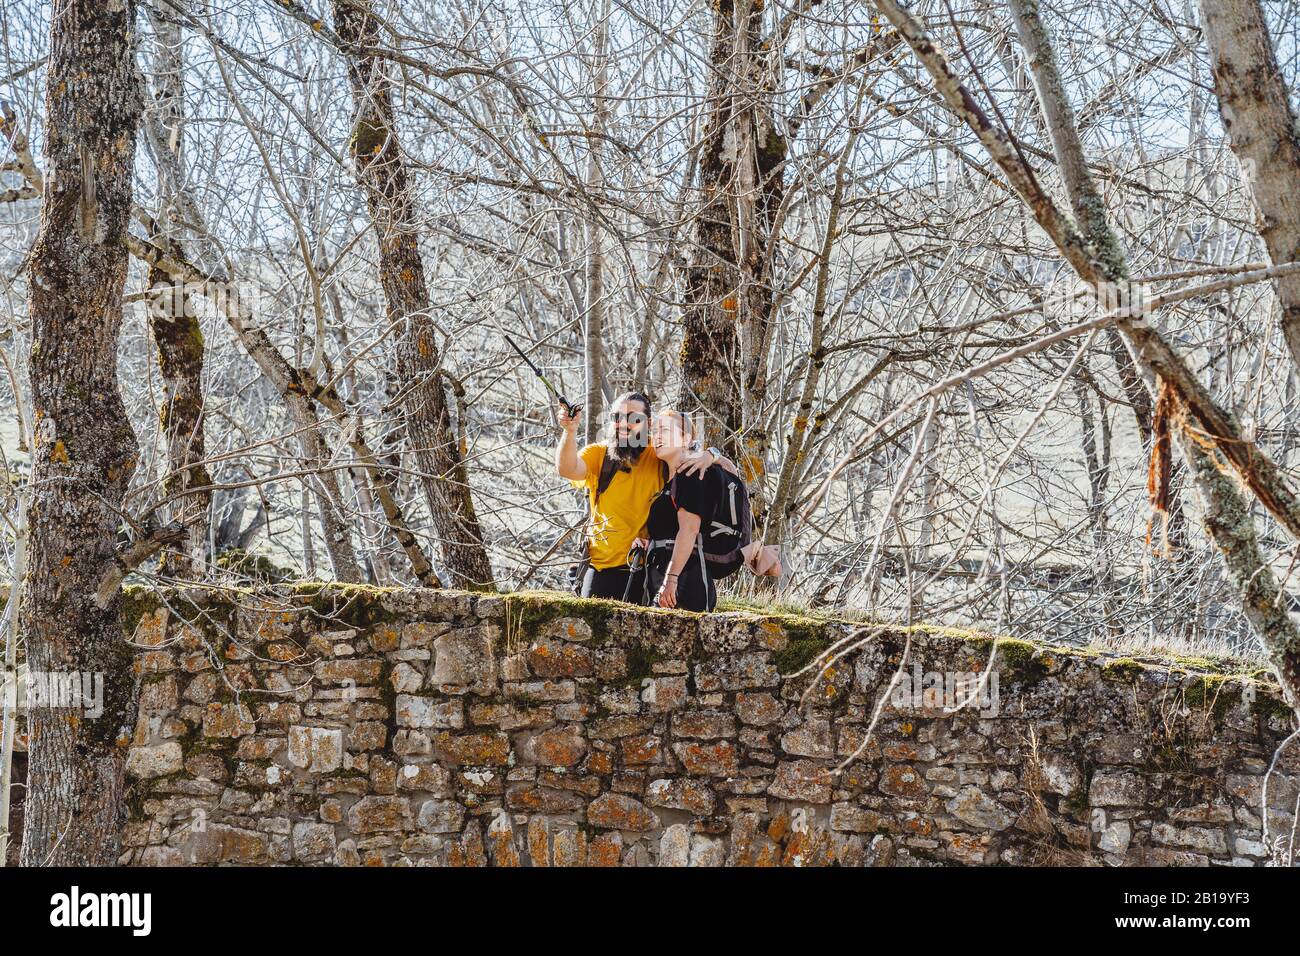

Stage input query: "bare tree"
[
  {"left": 1012, "top": 0, "right": 1300, "bottom": 705},
  {"left": 869, "top": 0, "right": 1300, "bottom": 708},
  {"left": 143, "top": 0, "right": 210, "bottom": 578},
  {"left": 331, "top": 0, "right": 495, "bottom": 589},
  {"left": 5, "top": 7, "right": 1300, "bottom": 869}
]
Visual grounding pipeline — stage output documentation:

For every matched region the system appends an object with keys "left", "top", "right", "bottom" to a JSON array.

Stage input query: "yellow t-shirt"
[{"left": 571, "top": 443, "right": 666, "bottom": 570}]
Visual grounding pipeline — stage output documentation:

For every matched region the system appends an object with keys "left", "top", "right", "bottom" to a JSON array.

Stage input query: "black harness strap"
[{"left": 575, "top": 448, "right": 627, "bottom": 595}]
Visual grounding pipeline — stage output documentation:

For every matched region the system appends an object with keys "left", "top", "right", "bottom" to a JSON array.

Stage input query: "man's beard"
[{"left": 610, "top": 434, "right": 645, "bottom": 468}]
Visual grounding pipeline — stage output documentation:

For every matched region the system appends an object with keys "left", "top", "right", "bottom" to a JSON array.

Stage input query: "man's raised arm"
[{"left": 555, "top": 406, "right": 588, "bottom": 480}]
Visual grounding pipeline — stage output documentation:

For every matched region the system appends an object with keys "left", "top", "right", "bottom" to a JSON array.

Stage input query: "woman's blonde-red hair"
[{"left": 655, "top": 408, "right": 694, "bottom": 439}]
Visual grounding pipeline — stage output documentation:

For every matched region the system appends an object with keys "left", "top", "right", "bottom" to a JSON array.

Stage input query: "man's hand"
[
  {"left": 555, "top": 405, "right": 587, "bottom": 480},
  {"left": 558, "top": 405, "right": 581, "bottom": 433},
  {"left": 678, "top": 446, "right": 717, "bottom": 477}
]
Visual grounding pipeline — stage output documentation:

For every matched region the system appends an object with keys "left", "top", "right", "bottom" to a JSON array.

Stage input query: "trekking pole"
[
  {"left": 623, "top": 542, "right": 646, "bottom": 603},
  {"left": 504, "top": 334, "right": 583, "bottom": 418}
]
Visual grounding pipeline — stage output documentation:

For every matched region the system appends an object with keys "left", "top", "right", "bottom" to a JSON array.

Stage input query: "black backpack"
[{"left": 665, "top": 463, "right": 753, "bottom": 580}]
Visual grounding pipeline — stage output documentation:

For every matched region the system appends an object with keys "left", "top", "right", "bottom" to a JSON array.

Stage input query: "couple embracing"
[{"left": 555, "top": 391, "right": 779, "bottom": 612}]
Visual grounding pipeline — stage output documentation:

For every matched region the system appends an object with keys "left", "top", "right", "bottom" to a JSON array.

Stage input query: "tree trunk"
[
  {"left": 21, "top": 0, "right": 142, "bottom": 866},
  {"left": 679, "top": 0, "right": 783, "bottom": 521},
  {"left": 582, "top": 0, "right": 611, "bottom": 443},
  {"left": 145, "top": 0, "right": 210, "bottom": 577},
  {"left": 766, "top": 119, "right": 858, "bottom": 544},
  {"left": 333, "top": 0, "right": 494, "bottom": 590},
  {"left": 1198, "top": 0, "right": 1300, "bottom": 371},
  {"left": 288, "top": 393, "right": 363, "bottom": 583}
]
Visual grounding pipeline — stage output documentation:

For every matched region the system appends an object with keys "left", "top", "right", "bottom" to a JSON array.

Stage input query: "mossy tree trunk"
[
  {"left": 679, "top": 0, "right": 784, "bottom": 526},
  {"left": 333, "top": 0, "right": 494, "bottom": 589},
  {"left": 21, "top": 0, "right": 142, "bottom": 866}
]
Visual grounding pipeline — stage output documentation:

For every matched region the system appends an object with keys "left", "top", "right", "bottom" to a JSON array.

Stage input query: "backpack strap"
[
  {"left": 695, "top": 532, "right": 710, "bottom": 590},
  {"left": 657, "top": 460, "right": 675, "bottom": 507},
  {"left": 667, "top": 462, "right": 714, "bottom": 590},
  {"left": 577, "top": 448, "right": 621, "bottom": 572},
  {"left": 594, "top": 446, "right": 620, "bottom": 503}
]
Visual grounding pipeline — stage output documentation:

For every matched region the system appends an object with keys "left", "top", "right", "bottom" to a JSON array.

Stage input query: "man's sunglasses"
[{"left": 609, "top": 412, "right": 647, "bottom": 423}]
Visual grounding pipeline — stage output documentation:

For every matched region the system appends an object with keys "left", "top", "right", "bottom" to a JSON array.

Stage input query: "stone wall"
[{"left": 116, "top": 585, "right": 1298, "bottom": 866}]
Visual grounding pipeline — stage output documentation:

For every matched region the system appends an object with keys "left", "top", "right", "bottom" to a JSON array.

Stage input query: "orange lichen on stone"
[
  {"left": 589, "top": 832, "right": 622, "bottom": 866},
  {"left": 527, "top": 818, "right": 550, "bottom": 867},
  {"left": 432, "top": 732, "right": 510, "bottom": 766},
  {"left": 587, "top": 792, "right": 658, "bottom": 831},
  {"left": 552, "top": 828, "right": 587, "bottom": 867},
  {"left": 767, "top": 813, "right": 789, "bottom": 843},
  {"left": 488, "top": 824, "right": 521, "bottom": 867}
]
